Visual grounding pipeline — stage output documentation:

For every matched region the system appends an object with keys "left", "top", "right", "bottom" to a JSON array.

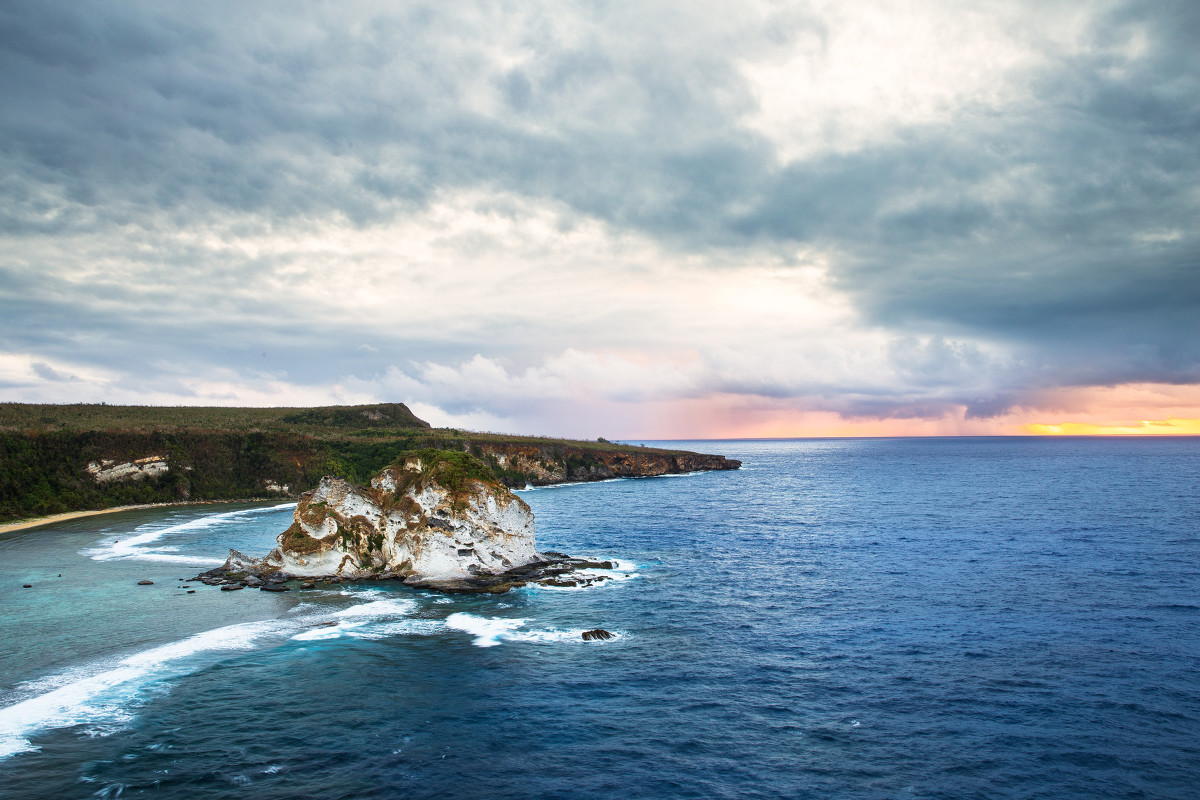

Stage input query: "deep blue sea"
[{"left": 2, "top": 437, "right": 1199, "bottom": 799}]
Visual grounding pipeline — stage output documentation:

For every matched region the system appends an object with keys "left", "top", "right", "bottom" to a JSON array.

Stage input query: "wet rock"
[
  {"left": 581, "top": 629, "right": 613, "bottom": 641},
  {"left": 300, "top": 582, "right": 315, "bottom": 589},
  {"left": 138, "top": 580, "right": 154, "bottom": 586},
  {"left": 220, "top": 584, "right": 244, "bottom": 591},
  {"left": 243, "top": 576, "right": 263, "bottom": 587},
  {"left": 261, "top": 584, "right": 289, "bottom": 592},
  {"left": 186, "top": 590, "right": 196, "bottom": 594},
  {"left": 22, "top": 584, "right": 32, "bottom": 588},
  {"left": 403, "top": 554, "right": 617, "bottom": 594}
]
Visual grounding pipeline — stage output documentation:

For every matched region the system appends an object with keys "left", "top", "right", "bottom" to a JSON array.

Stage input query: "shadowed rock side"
[{"left": 198, "top": 451, "right": 620, "bottom": 593}]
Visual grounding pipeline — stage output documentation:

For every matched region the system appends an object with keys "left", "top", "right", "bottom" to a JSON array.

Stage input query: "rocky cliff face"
[
  {"left": 200, "top": 450, "right": 624, "bottom": 593},
  {"left": 85, "top": 455, "right": 170, "bottom": 483},
  {"left": 473, "top": 442, "right": 740, "bottom": 486},
  {"left": 268, "top": 452, "right": 540, "bottom": 583}
]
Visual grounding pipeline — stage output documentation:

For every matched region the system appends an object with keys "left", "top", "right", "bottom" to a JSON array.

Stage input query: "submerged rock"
[
  {"left": 137, "top": 580, "right": 154, "bottom": 586},
  {"left": 193, "top": 450, "right": 622, "bottom": 594}
]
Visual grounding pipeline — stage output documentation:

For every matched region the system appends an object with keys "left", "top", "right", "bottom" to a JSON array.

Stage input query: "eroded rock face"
[
  {"left": 86, "top": 456, "right": 169, "bottom": 483},
  {"left": 194, "top": 451, "right": 631, "bottom": 593},
  {"left": 471, "top": 443, "right": 740, "bottom": 487},
  {"left": 271, "top": 454, "right": 538, "bottom": 582}
]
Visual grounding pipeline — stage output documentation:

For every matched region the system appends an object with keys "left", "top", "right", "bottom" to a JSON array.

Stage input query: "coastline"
[{"left": 0, "top": 498, "right": 296, "bottom": 535}]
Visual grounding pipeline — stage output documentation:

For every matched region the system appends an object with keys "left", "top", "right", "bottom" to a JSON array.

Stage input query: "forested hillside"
[{"left": 0, "top": 403, "right": 738, "bottom": 521}]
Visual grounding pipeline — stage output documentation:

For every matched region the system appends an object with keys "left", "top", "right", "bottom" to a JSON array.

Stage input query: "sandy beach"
[
  {"left": 0, "top": 505, "right": 172, "bottom": 534},
  {"left": 0, "top": 500, "right": 288, "bottom": 535}
]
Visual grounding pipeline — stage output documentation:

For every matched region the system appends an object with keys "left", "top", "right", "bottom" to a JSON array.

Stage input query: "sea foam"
[
  {"left": 0, "top": 618, "right": 293, "bottom": 760},
  {"left": 443, "top": 613, "right": 621, "bottom": 647},
  {"left": 83, "top": 503, "right": 295, "bottom": 566}
]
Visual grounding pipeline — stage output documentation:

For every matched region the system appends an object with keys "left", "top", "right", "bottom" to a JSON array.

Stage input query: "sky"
[{"left": 1, "top": 0, "right": 1198, "bottom": 438}]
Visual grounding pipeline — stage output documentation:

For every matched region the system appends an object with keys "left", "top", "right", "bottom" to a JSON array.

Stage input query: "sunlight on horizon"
[{"left": 1024, "top": 419, "right": 1200, "bottom": 436}]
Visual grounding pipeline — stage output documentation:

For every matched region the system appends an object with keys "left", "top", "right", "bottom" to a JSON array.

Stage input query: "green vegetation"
[
  {"left": 0, "top": 402, "right": 706, "bottom": 523},
  {"left": 0, "top": 402, "right": 429, "bottom": 434},
  {"left": 388, "top": 448, "right": 507, "bottom": 510}
]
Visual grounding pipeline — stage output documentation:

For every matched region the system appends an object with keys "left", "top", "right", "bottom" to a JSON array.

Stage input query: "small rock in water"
[
  {"left": 22, "top": 584, "right": 32, "bottom": 588},
  {"left": 581, "top": 629, "right": 613, "bottom": 641},
  {"left": 300, "top": 582, "right": 315, "bottom": 589},
  {"left": 186, "top": 590, "right": 196, "bottom": 594},
  {"left": 138, "top": 580, "right": 154, "bottom": 586},
  {"left": 220, "top": 584, "right": 244, "bottom": 591},
  {"left": 261, "top": 584, "right": 289, "bottom": 592}
]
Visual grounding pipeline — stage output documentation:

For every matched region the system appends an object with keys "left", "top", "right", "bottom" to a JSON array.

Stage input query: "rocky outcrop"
[
  {"left": 470, "top": 442, "right": 741, "bottom": 487},
  {"left": 86, "top": 456, "right": 169, "bottom": 483},
  {"left": 275, "top": 453, "right": 539, "bottom": 581},
  {"left": 197, "top": 450, "right": 619, "bottom": 593}
]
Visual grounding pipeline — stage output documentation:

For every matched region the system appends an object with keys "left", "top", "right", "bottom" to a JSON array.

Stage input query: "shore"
[{"left": 0, "top": 499, "right": 295, "bottom": 535}]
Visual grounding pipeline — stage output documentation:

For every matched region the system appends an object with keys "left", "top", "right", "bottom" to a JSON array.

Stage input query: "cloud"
[{"left": 0, "top": 1, "right": 1198, "bottom": 433}]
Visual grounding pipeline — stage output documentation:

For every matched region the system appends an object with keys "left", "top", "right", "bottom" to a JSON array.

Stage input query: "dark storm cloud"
[{"left": 1, "top": 0, "right": 1198, "bottom": 417}]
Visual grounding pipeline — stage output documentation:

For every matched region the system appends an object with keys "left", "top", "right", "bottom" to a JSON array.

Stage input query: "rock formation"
[
  {"left": 470, "top": 442, "right": 740, "bottom": 487},
  {"left": 198, "top": 450, "right": 618, "bottom": 593},
  {"left": 276, "top": 450, "right": 539, "bottom": 581},
  {"left": 86, "top": 455, "right": 169, "bottom": 483}
]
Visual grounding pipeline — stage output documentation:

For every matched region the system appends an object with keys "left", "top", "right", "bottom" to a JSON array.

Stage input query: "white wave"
[
  {"left": 0, "top": 618, "right": 293, "bottom": 760},
  {"left": 508, "top": 628, "right": 623, "bottom": 644},
  {"left": 289, "top": 626, "right": 344, "bottom": 642},
  {"left": 527, "top": 557, "right": 640, "bottom": 591},
  {"left": 290, "top": 597, "right": 421, "bottom": 641},
  {"left": 443, "top": 613, "right": 621, "bottom": 647},
  {"left": 0, "top": 588, "right": 433, "bottom": 757},
  {"left": 444, "top": 613, "right": 529, "bottom": 647},
  {"left": 333, "top": 598, "right": 418, "bottom": 618},
  {"left": 83, "top": 503, "right": 295, "bottom": 565},
  {"left": 344, "top": 619, "right": 445, "bottom": 640}
]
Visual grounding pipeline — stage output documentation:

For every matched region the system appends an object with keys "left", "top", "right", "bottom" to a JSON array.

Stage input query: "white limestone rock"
[
  {"left": 86, "top": 456, "right": 169, "bottom": 483},
  {"left": 270, "top": 453, "right": 540, "bottom": 582}
]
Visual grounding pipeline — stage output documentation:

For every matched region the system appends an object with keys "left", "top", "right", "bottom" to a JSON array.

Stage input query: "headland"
[{"left": 0, "top": 402, "right": 740, "bottom": 523}]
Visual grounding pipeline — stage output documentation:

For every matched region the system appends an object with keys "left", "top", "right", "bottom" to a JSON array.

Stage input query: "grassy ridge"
[
  {"left": 0, "top": 402, "right": 430, "bottom": 435},
  {"left": 0, "top": 403, "right": 695, "bottom": 522}
]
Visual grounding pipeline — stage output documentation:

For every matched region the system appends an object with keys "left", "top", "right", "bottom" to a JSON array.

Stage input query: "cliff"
[
  {"left": 202, "top": 450, "right": 615, "bottom": 593},
  {"left": 468, "top": 441, "right": 739, "bottom": 486},
  {"left": 276, "top": 450, "right": 538, "bottom": 582}
]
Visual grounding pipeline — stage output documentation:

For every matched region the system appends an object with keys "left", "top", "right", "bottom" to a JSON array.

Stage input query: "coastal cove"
[
  {"left": 2, "top": 437, "right": 1199, "bottom": 799},
  {"left": 0, "top": 500, "right": 291, "bottom": 536}
]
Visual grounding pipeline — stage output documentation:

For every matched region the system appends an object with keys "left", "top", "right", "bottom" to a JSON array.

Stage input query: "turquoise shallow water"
[{"left": 1, "top": 437, "right": 1199, "bottom": 798}]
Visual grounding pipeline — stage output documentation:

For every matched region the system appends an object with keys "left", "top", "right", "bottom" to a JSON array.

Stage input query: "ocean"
[{"left": 1, "top": 437, "right": 1198, "bottom": 799}]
